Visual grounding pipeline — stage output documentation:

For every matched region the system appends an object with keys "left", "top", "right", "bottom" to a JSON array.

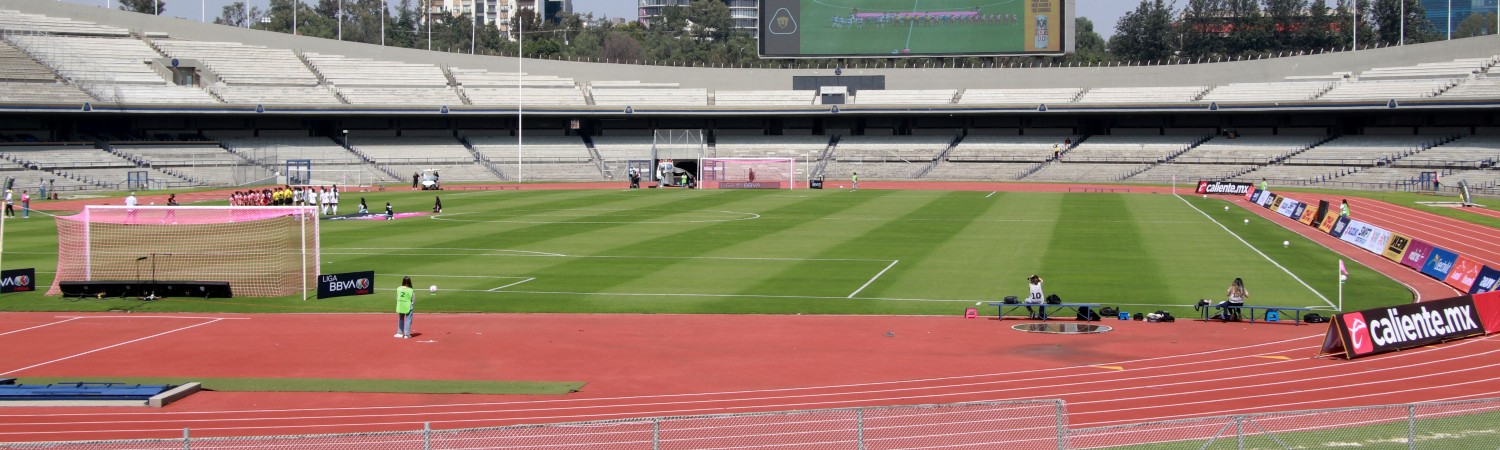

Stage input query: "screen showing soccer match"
[{"left": 759, "top": 0, "right": 1071, "bottom": 58}]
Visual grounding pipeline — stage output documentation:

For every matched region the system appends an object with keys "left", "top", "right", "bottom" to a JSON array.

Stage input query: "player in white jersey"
[
  {"left": 330, "top": 186, "right": 340, "bottom": 215},
  {"left": 1025, "top": 275, "right": 1045, "bottom": 320}
]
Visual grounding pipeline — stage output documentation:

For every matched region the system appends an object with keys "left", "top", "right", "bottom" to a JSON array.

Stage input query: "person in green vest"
[
  {"left": 1339, "top": 199, "right": 1351, "bottom": 217},
  {"left": 851, "top": 172, "right": 859, "bottom": 191},
  {"left": 396, "top": 276, "right": 415, "bottom": 339},
  {"left": 1259, "top": 178, "right": 1268, "bottom": 192}
]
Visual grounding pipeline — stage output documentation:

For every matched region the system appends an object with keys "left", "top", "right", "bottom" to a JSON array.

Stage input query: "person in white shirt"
[
  {"left": 330, "top": 186, "right": 340, "bottom": 215},
  {"left": 310, "top": 188, "right": 321, "bottom": 215},
  {"left": 1024, "top": 275, "right": 1046, "bottom": 320},
  {"left": 2, "top": 189, "right": 12, "bottom": 218},
  {"left": 124, "top": 192, "right": 138, "bottom": 222}
]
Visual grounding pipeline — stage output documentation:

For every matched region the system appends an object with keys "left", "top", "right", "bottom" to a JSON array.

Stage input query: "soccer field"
[
  {"left": 0, "top": 189, "right": 1409, "bottom": 316},
  {"left": 799, "top": 0, "right": 1029, "bottom": 56}
]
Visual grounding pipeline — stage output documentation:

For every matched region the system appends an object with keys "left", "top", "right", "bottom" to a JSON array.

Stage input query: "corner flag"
[{"left": 1339, "top": 260, "right": 1348, "bottom": 283}]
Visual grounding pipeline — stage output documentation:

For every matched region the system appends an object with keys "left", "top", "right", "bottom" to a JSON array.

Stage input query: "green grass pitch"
[
  {"left": 798, "top": 0, "right": 1029, "bottom": 56},
  {"left": 0, "top": 189, "right": 1410, "bottom": 317}
]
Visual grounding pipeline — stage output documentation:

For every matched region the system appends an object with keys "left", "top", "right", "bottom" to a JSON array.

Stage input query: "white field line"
[
  {"left": 986, "top": 191, "right": 997, "bottom": 198},
  {"left": 0, "top": 318, "right": 226, "bottom": 376},
  {"left": 1178, "top": 195, "right": 1335, "bottom": 309},
  {"left": 0, "top": 317, "right": 82, "bottom": 336},
  {"left": 487, "top": 278, "right": 536, "bottom": 292},
  {"left": 848, "top": 260, "right": 899, "bottom": 298}
]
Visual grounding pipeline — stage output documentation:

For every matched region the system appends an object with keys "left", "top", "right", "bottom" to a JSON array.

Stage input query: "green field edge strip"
[{"left": 15, "top": 377, "right": 585, "bottom": 395}]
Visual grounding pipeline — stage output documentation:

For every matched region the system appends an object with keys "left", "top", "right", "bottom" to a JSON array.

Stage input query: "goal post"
[
  {"left": 700, "top": 158, "right": 797, "bottom": 189},
  {"left": 47, "top": 206, "right": 320, "bottom": 298}
]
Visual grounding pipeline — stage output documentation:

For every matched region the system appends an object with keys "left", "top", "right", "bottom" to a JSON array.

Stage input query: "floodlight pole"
[
  {"left": 293, "top": 0, "right": 297, "bottom": 35},
  {"left": 337, "top": 0, "right": 343, "bottom": 41},
  {"left": 1448, "top": 0, "right": 1453, "bottom": 40},
  {"left": 381, "top": 0, "right": 386, "bottom": 45},
  {"left": 517, "top": 12, "right": 524, "bottom": 183},
  {"left": 1399, "top": 0, "right": 1404, "bottom": 45}
]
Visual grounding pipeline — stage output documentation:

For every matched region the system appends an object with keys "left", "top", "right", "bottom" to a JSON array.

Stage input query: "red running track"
[{"left": 2, "top": 312, "right": 1500, "bottom": 443}]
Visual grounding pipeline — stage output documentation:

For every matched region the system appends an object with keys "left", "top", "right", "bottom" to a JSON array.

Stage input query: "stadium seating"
[
  {"left": 1357, "top": 57, "right": 1497, "bottom": 81},
  {"left": 957, "top": 88, "right": 1083, "bottom": 104},
  {"left": 1076, "top": 86, "right": 1209, "bottom": 103},
  {"left": 852, "top": 89, "right": 956, "bottom": 105},
  {"left": 590, "top": 136, "right": 659, "bottom": 161},
  {"left": 922, "top": 162, "right": 1036, "bottom": 181},
  {"left": 349, "top": 137, "right": 475, "bottom": 164},
  {"left": 1440, "top": 77, "right": 1500, "bottom": 99},
  {"left": 213, "top": 136, "right": 366, "bottom": 165},
  {"left": 1317, "top": 78, "right": 1459, "bottom": 100},
  {"left": 1062, "top": 135, "right": 1206, "bottom": 163},
  {"left": 821, "top": 162, "right": 925, "bottom": 180},
  {"left": 303, "top": 53, "right": 462, "bottom": 105},
  {"left": 4, "top": 35, "right": 218, "bottom": 104},
  {"left": 1026, "top": 162, "right": 1150, "bottom": 182},
  {"left": 590, "top": 82, "right": 708, "bottom": 106},
  {"left": 451, "top": 69, "right": 586, "bottom": 106},
  {"left": 1237, "top": 164, "right": 1358, "bottom": 184},
  {"left": 1199, "top": 81, "right": 1334, "bottom": 102},
  {"left": 1334, "top": 167, "right": 1443, "bottom": 187},
  {"left": 0, "top": 41, "right": 94, "bottom": 103},
  {"left": 834, "top": 136, "right": 954, "bottom": 162},
  {"left": 714, "top": 90, "right": 816, "bottom": 106},
  {"left": 149, "top": 39, "right": 342, "bottom": 105},
  {"left": 1128, "top": 163, "right": 1258, "bottom": 183},
  {"left": 1284, "top": 135, "right": 1447, "bottom": 166},
  {"left": 1394, "top": 135, "right": 1500, "bottom": 168},
  {"left": 947, "top": 135, "right": 1075, "bottom": 162},
  {"left": 1173, "top": 136, "right": 1325, "bottom": 164},
  {"left": 467, "top": 135, "right": 591, "bottom": 162},
  {"left": 713, "top": 135, "right": 829, "bottom": 158},
  {"left": 0, "top": 9, "right": 131, "bottom": 36}
]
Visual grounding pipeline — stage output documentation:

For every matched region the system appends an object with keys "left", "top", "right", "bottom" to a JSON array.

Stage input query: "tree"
[
  {"left": 1179, "top": 0, "right": 1224, "bottom": 58},
  {"left": 215, "top": 2, "right": 264, "bottom": 28},
  {"left": 687, "top": 0, "right": 733, "bottom": 42},
  {"left": 1372, "top": 0, "right": 1435, "bottom": 45},
  {"left": 509, "top": 7, "right": 543, "bottom": 41},
  {"left": 118, "top": 0, "right": 165, "bottom": 15},
  {"left": 1264, "top": 0, "right": 1307, "bottom": 52},
  {"left": 1066, "top": 17, "right": 1109, "bottom": 63},
  {"left": 1110, "top": 0, "right": 1176, "bottom": 61},
  {"left": 602, "top": 31, "right": 642, "bottom": 62},
  {"left": 1455, "top": 12, "right": 1498, "bottom": 38},
  {"left": 1223, "top": 0, "right": 1267, "bottom": 55},
  {"left": 1300, "top": 0, "right": 1341, "bottom": 50}
]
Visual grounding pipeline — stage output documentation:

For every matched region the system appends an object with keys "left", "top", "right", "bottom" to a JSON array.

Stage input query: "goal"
[
  {"left": 47, "top": 206, "right": 320, "bottom": 298},
  {"left": 700, "top": 158, "right": 797, "bottom": 189}
]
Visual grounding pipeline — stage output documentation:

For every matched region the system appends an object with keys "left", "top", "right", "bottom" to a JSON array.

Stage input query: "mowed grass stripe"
[
  {"left": 745, "top": 191, "right": 997, "bottom": 314},
  {"left": 880, "top": 191, "right": 1063, "bottom": 302},
  {"left": 1040, "top": 194, "right": 1170, "bottom": 305},
  {"left": 497, "top": 191, "right": 894, "bottom": 312},
  {"left": 16, "top": 377, "right": 583, "bottom": 395}
]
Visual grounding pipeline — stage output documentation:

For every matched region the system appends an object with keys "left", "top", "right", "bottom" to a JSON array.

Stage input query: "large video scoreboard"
[{"left": 759, "top": 0, "right": 1074, "bottom": 58}]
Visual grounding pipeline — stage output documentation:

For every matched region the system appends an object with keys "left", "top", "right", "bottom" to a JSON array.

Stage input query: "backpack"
[
  {"left": 1045, "top": 294, "right": 1062, "bottom": 305},
  {"left": 1076, "top": 306, "right": 1101, "bottom": 321},
  {"left": 1002, "top": 295, "right": 1019, "bottom": 305},
  {"left": 1305, "top": 313, "right": 1328, "bottom": 323},
  {"left": 1100, "top": 306, "right": 1118, "bottom": 317},
  {"left": 1133, "top": 312, "right": 1145, "bottom": 321}
]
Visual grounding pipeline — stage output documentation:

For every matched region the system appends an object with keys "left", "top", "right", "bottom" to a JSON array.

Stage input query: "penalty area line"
[
  {"left": 849, "top": 260, "right": 899, "bottom": 298},
  {"left": 488, "top": 278, "right": 536, "bottom": 292},
  {"left": 1176, "top": 194, "right": 1335, "bottom": 309}
]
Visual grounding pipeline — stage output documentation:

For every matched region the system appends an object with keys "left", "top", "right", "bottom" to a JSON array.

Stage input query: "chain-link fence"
[{"left": 8, "top": 398, "right": 1500, "bottom": 449}]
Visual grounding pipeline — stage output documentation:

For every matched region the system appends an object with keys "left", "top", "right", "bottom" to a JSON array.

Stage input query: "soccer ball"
[
  {"left": 1224, "top": 206, "right": 1230, "bottom": 211},
  {"left": 1283, "top": 241, "right": 1290, "bottom": 247},
  {"left": 1243, "top": 219, "right": 1249, "bottom": 225},
  {"left": 429, "top": 285, "right": 438, "bottom": 293}
]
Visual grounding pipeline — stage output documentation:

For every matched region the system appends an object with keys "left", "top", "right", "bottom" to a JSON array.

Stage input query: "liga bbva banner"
[
  {"left": 1196, "top": 181, "right": 1252, "bottom": 195},
  {"left": 1322, "top": 294, "right": 1487, "bottom": 359},
  {"left": 317, "top": 270, "right": 375, "bottom": 299},
  {"left": 0, "top": 268, "right": 35, "bottom": 293}
]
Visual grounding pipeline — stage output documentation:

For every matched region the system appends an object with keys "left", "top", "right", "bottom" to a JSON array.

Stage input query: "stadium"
[{"left": 2, "top": 0, "right": 1500, "bottom": 447}]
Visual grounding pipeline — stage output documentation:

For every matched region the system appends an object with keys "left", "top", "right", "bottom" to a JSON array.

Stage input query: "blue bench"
[
  {"left": 1199, "top": 305, "right": 1314, "bottom": 325},
  {"left": 0, "top": 382, "right": 173, "bottom": 401},
  {"left": 987, "top": 302, "right": 1103, "bottom": 321}
]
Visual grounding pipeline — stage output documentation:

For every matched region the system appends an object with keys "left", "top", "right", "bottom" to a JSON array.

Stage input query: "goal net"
[
  {"left": 47, "top": 206, "right": 320, "bottom": 298},
  {"left": 700, "top": 158, "right": 797, "bottom": 189}
]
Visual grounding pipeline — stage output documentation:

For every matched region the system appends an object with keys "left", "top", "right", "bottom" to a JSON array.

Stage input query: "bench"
[
  {"left": 1199, "top": 304, "right": 1314, "bottom": 325},
  {"left": 987, "top": 302, "right": 1103, "bottom": 321}
]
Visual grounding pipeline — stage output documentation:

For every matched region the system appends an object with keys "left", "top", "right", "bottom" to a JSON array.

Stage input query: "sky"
[{"left": 61, "top": 0, "right": 1131, "bottom": 38}]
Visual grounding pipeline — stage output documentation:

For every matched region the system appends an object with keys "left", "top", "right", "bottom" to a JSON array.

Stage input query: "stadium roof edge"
[{"left": 2, "top": 0, "right": 1499, "bottom": 92}]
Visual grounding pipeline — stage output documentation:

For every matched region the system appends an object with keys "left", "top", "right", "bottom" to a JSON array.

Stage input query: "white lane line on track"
[
  {"left": 0, "top": 317, "right": 82, "bottom": 336},
  {"left": 0, "top": 319, "right": 226, "bottom": 377},
  {"left": 1181, "top": 194, "right": 1334, "bottom": 308},
  {"left": 0, "top": 334, "right": 1328, "bottom": 420}
]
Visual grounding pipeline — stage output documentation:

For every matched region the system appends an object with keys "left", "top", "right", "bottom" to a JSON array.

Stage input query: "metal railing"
[{"left": 9, "top": 398, "right": 1500, "bottom": 449}]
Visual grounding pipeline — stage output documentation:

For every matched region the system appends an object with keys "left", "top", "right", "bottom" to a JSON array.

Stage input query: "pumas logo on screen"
[
  {"left": 769, "top": 8, "right": 798, "bottom": 34},
  {"left": 1344, "top": 312, "right": 1374, "bottom": 355}
]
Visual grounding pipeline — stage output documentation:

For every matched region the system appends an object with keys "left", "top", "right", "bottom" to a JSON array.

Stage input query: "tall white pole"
[
  {"left": 1352, "top": 1, "right": 1358, "bottom": 49},
  {"left": 293, "top": 0, "right": 297, "bottom": 35},
  {"left": 471, "top": 6, "right": 477, "bottom": 54},
  {"left": 337, "top": 0, "right": 343, "bottom": 40},
  {"left": 381, "top": 0, "right": 386, "bottom": 45},
  {"left": 427, "top": 0, "right": 432, "bottom": 50},
  {"left": 1399, "top": 0, "right": 1405, "bottom": 45},
  {"left": 1447, "top": 0, "right": 1453, "bottom": 40},
  {"left": 517, "top": 11, "right": 524, "bottom": 183},
  {"left": 201, "top": 0, "right": 205, "bottom": 22}
]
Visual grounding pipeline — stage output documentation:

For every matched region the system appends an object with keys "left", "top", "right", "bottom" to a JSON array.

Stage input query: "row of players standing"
[{"left": 229, "top": 185, "right": 342, "bottom": 215}]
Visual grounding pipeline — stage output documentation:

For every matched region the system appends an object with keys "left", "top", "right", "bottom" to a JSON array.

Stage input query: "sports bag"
[{"left": 1045, "top": 294, "right": 1062, "bottom": 305}]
